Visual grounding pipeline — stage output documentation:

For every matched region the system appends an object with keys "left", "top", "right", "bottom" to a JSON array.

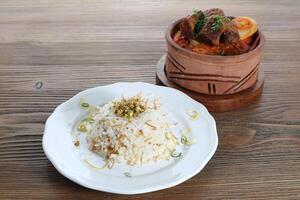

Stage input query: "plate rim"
[{"left": 42, "top": 82, "right": 218, "bottom": 194}]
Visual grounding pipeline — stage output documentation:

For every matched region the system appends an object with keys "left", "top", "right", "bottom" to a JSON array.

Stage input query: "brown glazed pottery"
[{"left": 165, "top": 19, "right": 265, "bottom": 95}]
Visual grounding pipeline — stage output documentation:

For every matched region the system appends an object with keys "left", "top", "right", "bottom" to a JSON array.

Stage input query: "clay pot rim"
[{"left": 166, "top": 18, "right": 265, "bottom": 61}]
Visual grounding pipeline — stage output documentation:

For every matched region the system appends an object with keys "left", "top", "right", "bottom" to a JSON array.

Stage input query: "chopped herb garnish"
[
  {"left": 82, "top": 117, "right": 95, "bottom": 123},
  {"left": 181, "top": 135, "right": 197, "bottom": 145},
  {"left": 224, "top": 17, "right": 231, "bottom": 23},
  {"left": 124, "top": 172, "right": 132, "bottom": 178},
  {"left": 81, "top": 102, "right": 89, "bottom": 108},
  {"left": 211, "top": 15, "right": 223, "bottom": 32},
  {"left": 79, "top": 97, "right": 90, "bottom": 109},
  {"left": 170, "top": 150, "right": 182, "bottom": 158},
  {"left": 192, "top": 8, "right": 200, "bottom": 16},
  {"left": 194, "top": 16, "right": 207, "bottom": 35},
  {"left": 187, "top": 109, "right": 200, "bottom": 120},
  {"left": 113, "top": 95, "right": 146, "bottom": 121},
  {"left": 77, "top": 123, "right": 87, "bottom": 132},
  {"left": 181, "top": 135, "right": 188, "bottom": 145},
  {"left": 85, "top": 155, "right": 106, "bottom": 169},
  {"left": 192, "top": 9, "right": 207, "bottom": 36},
  {"left": 77, "top": 117, "right": 94, "bottom": 132}
]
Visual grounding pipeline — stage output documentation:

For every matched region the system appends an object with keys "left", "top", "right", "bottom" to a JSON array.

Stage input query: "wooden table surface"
[{"left": 0, "top": 0, "right": 300, "bottom": 199}]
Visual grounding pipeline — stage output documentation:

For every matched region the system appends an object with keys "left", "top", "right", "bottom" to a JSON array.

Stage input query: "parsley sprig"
[
  {"left": 211, "top": 15, "right": 223, "bottom": 32},
  {"left": 194, "top": 16, "right": 207, "bottom": 35},
  {"left": 192, "top": 9, "right": 207, "bottom": 36}
]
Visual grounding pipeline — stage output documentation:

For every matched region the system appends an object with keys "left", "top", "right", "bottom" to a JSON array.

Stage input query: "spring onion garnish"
[
  {"left": 192, "top": 8, "right": 199, "bottom": 16},
  {"left": 194, "top": 12, "right": 207, "bottom": 36},
  {"left": 181, "top": 135, "right": 188, "bottom": 145},
  {"left": 77, "top": 123, "right": 87, "bottom": 132},
  {"left": 181, "top": 135, "right": 197, "bottom": 145},
  {"left": 82, "top": 117, "right": 95, "bottom": 123},
  {"left": 81, "top": 102, "right": 89, "bottom": 108},
  {"left": 84, "top": 156, "right": 106, "bottom": 170},
  {"left": 170, "top": 150, "right": 182, "bottom": 158},
  {"left": 181, "top": 128, "right": 197, "bottom": 145},
  {"left": 124, "top": 172, "right": 132, "bottom": 178},
  {"left": 211, "top": 15, "right": 223, "bottom": 32},
  {"left": 187, "top": 109, "right": 200, "bottom": 120},
  {"left": 224, "top": 17, "right": 231, "bottom": 23},
  {"left": 78, "top": 117, "right": 94, "bottom": 132},
  {"left": 80, "top": 97, "right": 89, "bottom": 109}
]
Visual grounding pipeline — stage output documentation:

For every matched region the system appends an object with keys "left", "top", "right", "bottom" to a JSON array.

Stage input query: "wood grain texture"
[
  {"left": 0, "top": 0, "right": 299, "bottom": 199},
  {"left": 156, "top": 55, "right": 264, "bottom": 112}
]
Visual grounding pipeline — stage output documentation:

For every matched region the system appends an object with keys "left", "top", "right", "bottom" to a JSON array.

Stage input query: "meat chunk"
[
  {"left": 179, "top": 18, "right": 194, "bottom": 40},
  {"left": 204, "top": 8, "right": 225, "bottom": 17},
  {"left": 175, "top": 9, "right": 246, "bottom": 51},
  {"left": 172, "top": 8, "right": 256, "bottom": 55},
  {"left": 223, "top": 25, "right": 240, "bottom": 44},
  {"left": 179, "top": 10, "right": 205, "bottom": 41},
  {"left": 199, "top": 15, "right": 225, "bottom": 45}
]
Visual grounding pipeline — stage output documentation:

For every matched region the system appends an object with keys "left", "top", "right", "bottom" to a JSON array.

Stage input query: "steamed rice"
[{"left": 83, "top": 94, "right": 179, "bottom": 167}]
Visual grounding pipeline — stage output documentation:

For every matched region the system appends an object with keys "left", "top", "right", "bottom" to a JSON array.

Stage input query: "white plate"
[{"left": 43, "top": 82, "right": 218, "bottom": 194}]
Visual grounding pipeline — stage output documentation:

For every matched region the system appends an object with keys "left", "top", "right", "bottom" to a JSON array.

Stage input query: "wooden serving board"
[{"left": 156, "top": 55, "right": 264, "bottom": 112}]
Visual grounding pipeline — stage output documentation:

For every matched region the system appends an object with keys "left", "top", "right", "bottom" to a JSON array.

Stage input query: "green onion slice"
[
  {"left": 181, "top": 135, "right": 188, "bottom": 145},
  {"left": 124, "top": 172, "right": 132, "bottom": 178},
  {"left": 81, "top": 102, "right": 89, "bottom": 108},
  {"left": 79, "top": 97, "right": 89, "bottom": 109},
  {"left": 170, "top": 150, "right": 182, "bottom": 158},
  {"left": 82, "top": 117, "right": 95, "bottom": 123},
  {"left": 84, "top": 155, "right": 106, "bottom": 170},
  {"left": 77, "top": 123, "right": 87, "bottom": 132},
  {"left": 187, "top": 109, "right": 200, "bottom": 120}
]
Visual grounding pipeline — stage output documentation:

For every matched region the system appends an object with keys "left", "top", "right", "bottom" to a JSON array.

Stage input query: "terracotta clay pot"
[{"left": 165, "top": 19, "right": 265, "bottom": 95}]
